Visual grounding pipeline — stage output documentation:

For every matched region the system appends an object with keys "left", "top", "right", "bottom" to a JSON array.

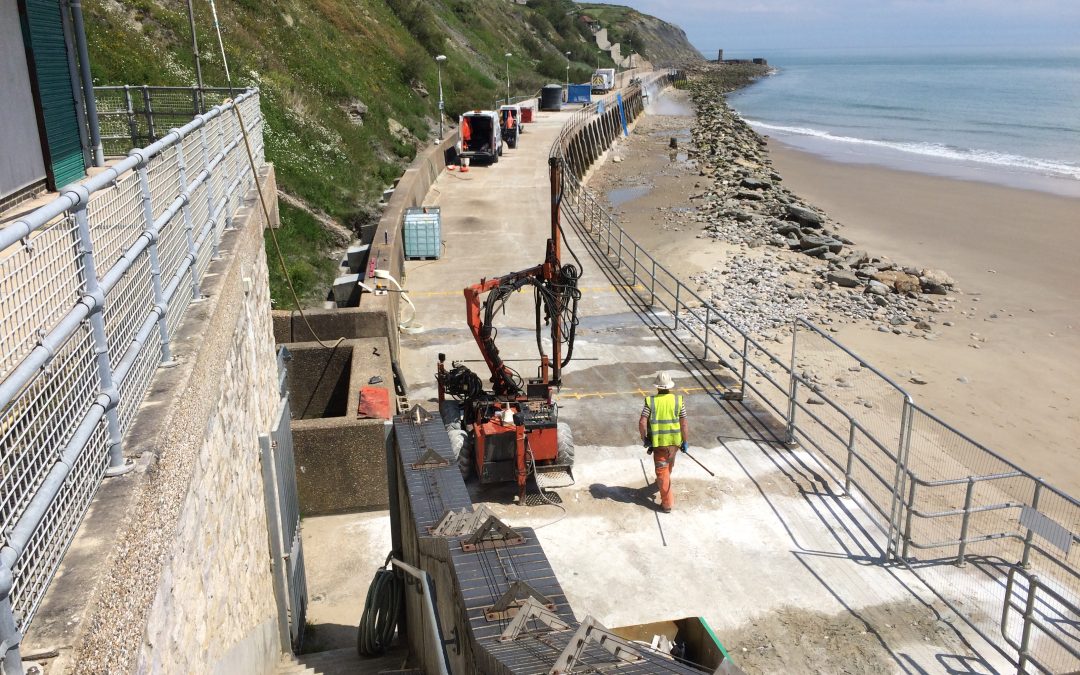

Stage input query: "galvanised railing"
[
  {"left": 94, "top": 85, "right": 237, "bottom": 156},
  {"left": 550, "top": 75, "right": 1080, "bottom": 673},
  {"left": 0, "top": 88, "right": 263, "bottom": 673}
]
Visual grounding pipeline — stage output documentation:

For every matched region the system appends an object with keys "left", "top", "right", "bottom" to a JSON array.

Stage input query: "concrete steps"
[{"left": 276, "top": 646, "right": 418, "bottom": 675}]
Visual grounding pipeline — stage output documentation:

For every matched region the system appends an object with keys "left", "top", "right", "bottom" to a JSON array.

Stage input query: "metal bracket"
[
  {"left": 485, "top": 579, "right": 555, "bottom": 621},
  {"left": 20, "top": 236, "right": 34, "bottom": 254},
  {"left": 442, "top": 625, "right": 461, "bottom": 654},
  {"left": 411, "top": 446, "right": 449, "bottom": 470},
  {"left": 549, "top": 616, "right": 642, "bottom": 674},
  {"left": 431, "top": 505, "right": 495, "bottom": 537},
  {"left": 460, "top": 515, "right": 525, "bottom": 552},
  {"left": 406, "top": 403, "right": 432, "bottom": 425},
  {"left": 499, "top": 597, "right": 571, "bottom": 642}
]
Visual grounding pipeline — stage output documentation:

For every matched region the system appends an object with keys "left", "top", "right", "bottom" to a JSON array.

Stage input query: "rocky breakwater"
[{"left": 681, "top": 70, "right": 958, "bottom": 341}]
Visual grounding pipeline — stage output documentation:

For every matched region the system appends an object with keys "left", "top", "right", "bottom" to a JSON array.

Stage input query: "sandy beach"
[{"left": 590, "top": 89, "right": 1080, "bottom": 495}]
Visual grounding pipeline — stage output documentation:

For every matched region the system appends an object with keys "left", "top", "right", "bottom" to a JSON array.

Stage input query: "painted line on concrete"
[{"left": 558, "top": 386, "right": 706, "bottom": 400}]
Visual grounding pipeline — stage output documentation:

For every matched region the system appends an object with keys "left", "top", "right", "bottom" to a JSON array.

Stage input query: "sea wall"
[{"left": 59, "top": 167, "right": 288, "bottom": 674}]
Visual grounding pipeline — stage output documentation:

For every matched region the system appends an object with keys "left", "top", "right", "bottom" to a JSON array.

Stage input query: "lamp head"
[{"left": 435, "top": 54, "right": 447, "bottom": 63}]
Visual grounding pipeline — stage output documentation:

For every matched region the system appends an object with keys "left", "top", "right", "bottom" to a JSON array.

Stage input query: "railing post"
[
  {"left": 902, "top": 472, "right": 917, "bottom": 558},
  {"left": 133, "top": 152, "right": 175, "bottom": 365},
  {"left": 1021, "top": 480, "right": 1043, "bottom": 569},
  {"left": 785, "top": 320, "right": 799, "bottom": 445},
  {"left": 739, "top": 336, "right": 748, "bottom": 398},
  {"left": 702, "top": 306, "right": 710, "bottom": 359},
  {"left": 141, "top": 85, "right": 156, "bottom": 143},
  {"left": 673, "top": 283, "right": 680, "bottom": 330},
  {"left": 217, "top": 110, "right": 234, "bottom": 231},
  {"left": 72, "top": 192, "right": 129, "bottom": 473},
  {"left": 955, "top": 476, "right": 977, "bottom": 566},
  {"left": 843, "top": 423, "right": 856, "bottom": 494},
  {"left": 0, "top": 575, "right": 24, "bottom": 675},
  {"left": 198, "top": 123, "right": 219, "bottom": 259},
  {"left": 1017, "top": 574, "right": 1039, "bottom": 674},
  {"left": 649, "top": 260, "right": 656, "bottom": 306},
  {"left": 886, "top": 399, "right": 915, "bottom": 561},
  {"left": 173, "top": 131, "right": 202, "bottom": 300},
  {"left": 123, "top": 85, "right": 138, "bottom": 148}
]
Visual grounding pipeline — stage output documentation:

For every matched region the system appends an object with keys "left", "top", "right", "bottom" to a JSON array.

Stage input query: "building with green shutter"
[{"left": 1, "top": 0, "right": 103, "bottom": 209}]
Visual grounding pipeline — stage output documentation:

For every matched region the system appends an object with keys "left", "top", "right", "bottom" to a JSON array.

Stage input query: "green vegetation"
[{"left": 85, "top": 0, "right": 698, "bottom": 307}]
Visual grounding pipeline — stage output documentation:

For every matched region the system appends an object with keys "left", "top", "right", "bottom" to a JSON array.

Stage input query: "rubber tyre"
[
  {"left": 457, "top": 433, "right": 475, "bottom": 479},
  {"left": 440, "top": 400, "right": 462, "bottom": 429},
  {"left": 556, "top": 422, "right": 574, "bottom": 466}
]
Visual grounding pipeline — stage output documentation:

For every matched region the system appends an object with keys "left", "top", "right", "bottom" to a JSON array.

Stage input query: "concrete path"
[{"left": 392, "top": 100, "right": 1011, "bottom": 673}]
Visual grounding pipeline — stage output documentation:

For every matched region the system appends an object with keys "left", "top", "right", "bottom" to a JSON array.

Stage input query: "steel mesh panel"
[
  {"left": 194, "top": 219, "right": 215, "bottom": 282},
  {"left": 0, "top": 324, "right": 98, "bottom": 542},
  {"left": 188, "top": 179, "right": 209, "bottom": 239},
  {"left": 157, "top": 208, "right": 188, "bottom": 285},
  {"left": 87, "top": 170, "right": 144, "bottom": 275},
  {"left": 182, "top": 131, "right": 207, "bottom": 177},
  {"left": 102, "top": 252, "right": 153, "bottom": 364},
  {"left": 166, "top": 267, "right": 193, "bottom": 339},
  {"left": 117, "top": 336, "right": 160, "bottom": 435},
  {"left": 147, "top": 146, "right": 181, "bottom": 220},
  {"left": 11, "top": 415, "right": 109, "bottom": 632},
  {"left": 0, "top": 214, "right": 84, "bottom": 382}
]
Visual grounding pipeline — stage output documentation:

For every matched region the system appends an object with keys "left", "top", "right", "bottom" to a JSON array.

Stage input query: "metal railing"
[
  {"left": 94, "top": 85, "right": 237, "bottom": 156},
  {"left": 549, "top": 77, "right": 1080, "bottom": 673},
  {"left": 0, "top": 87, "right": 264, "bottom": 673}
]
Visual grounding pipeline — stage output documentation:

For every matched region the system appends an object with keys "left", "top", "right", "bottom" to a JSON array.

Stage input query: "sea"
[{"left": 723, "top": 47, "right": 1080, "bottom": 197}]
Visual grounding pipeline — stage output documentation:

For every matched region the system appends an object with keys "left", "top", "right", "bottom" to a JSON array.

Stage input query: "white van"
[{"left": 457, "top": 110, "right": 503, "bottom": 164}]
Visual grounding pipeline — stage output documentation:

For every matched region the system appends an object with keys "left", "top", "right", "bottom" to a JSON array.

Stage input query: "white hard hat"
[{"left": 654, "top": 372, "right": 674, "bottom": 390}]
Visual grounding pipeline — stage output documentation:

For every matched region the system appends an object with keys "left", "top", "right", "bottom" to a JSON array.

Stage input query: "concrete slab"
[{"left": 394, "top": 101, "right": 1013, "bottom": 672}]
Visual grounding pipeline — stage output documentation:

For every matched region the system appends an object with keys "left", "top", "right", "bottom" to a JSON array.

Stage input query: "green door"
[{"left": 20, "top": 0, "right": 85, "bottom": 190}]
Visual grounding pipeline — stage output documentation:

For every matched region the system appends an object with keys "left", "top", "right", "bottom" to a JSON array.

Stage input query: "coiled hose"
[{"left": 356, "top": 561, "right": 403, "bottom": 656}]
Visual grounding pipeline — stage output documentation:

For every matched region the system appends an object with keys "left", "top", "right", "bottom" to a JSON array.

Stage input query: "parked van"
[
  {"left": 498, "top": 104, "right": 521, "bottom": 149},
  {"left": 591, "top": 68, "right": 616, "bottom": 93},
  {"left": 457, "top": 110, "right": 503, "bottom": 164}
]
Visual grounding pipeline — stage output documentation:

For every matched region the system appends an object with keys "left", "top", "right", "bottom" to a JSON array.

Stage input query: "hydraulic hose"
[{"left": 356, "top": 562, "right": 403, "bottom": 656}]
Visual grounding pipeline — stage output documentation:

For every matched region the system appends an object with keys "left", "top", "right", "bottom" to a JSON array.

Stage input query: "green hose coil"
[{"left": 356, "top": 564, "right": 403, "bottom": 656}]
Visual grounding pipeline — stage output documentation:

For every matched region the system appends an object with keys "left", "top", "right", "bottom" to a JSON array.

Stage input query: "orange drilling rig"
[{"left": 437, "top": 158, "right": 580, "bottom": 503}]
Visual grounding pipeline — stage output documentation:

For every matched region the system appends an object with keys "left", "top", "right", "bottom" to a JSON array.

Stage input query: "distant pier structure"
[{"left": 716, "top": 48, "right": 767, "bottom": 66}]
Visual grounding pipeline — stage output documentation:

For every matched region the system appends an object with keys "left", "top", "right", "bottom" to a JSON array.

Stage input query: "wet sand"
[{"left": 591, "top": 92, "right": 1080, "bottom": 495}]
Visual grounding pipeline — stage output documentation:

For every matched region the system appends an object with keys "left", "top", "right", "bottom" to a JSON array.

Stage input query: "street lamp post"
[
  {"left": 435, "top": 54, "right": 447, "bottom": 141},
  {"left": 564, "top": 51, "right": 571, "bottom": 100},
  {"left": 504, "top": 52, "right": 512, "bottom": 104}
]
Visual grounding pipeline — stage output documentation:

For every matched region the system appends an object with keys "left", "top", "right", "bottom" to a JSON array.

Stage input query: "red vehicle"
[{"left": 437, "top": 159, "right": 579, "bottom": 502}]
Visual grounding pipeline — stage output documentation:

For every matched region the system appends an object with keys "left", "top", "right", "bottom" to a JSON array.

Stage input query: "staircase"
[{"left": 276, "top": 646, "right": 419, "bottom": 675}]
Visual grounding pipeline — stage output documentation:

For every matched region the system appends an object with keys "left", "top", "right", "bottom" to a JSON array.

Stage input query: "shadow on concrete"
[
  {"left": 564, "top": 206, "right": 1006, "bottom": 672},
  {"left": 588, "top": 482, "right": 658, "bottom": 509}
]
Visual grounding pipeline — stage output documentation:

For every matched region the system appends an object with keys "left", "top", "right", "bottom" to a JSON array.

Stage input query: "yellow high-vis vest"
[{"left": 646, "top": 394, "right": 683, "bottom": 447}]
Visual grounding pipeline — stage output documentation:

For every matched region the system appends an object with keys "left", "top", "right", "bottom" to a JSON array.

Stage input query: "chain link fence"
[
  {"left": 549, "top": 81, "right": 1080, "bottom": 672},
  {"left": 0, "top": 88, "right": 264, "bottom": 671}
]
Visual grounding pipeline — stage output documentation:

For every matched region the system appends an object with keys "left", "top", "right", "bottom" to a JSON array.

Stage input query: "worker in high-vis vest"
[{"left": 638, "top": 371, "right": 689, "bottom": 513}]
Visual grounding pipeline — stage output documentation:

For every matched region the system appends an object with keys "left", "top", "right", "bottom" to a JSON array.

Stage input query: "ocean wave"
[{"left": 746, "top": 121, "right": 1080, "bottom": 180}]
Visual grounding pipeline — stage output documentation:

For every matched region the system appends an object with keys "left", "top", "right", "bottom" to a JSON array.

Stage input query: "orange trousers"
[{"left": 652, "top": 446, "right": 677, "bottom": 510}]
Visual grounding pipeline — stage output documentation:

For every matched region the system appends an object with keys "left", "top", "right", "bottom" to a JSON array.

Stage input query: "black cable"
[{"left": 357, "top": 561, "right": 403, "bottom": 656}]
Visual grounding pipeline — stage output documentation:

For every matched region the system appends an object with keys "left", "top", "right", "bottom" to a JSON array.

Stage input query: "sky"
[{"left": 588, "top": 0, "right": 1080, "bottom": 56}]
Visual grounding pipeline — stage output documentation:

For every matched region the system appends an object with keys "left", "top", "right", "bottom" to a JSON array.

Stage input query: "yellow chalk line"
[
  {"left": 410, "top": 283, "right": 646, "bottom": 298},
  {"left": 556, "top": 386, "right": 706, "bottom": 400}
]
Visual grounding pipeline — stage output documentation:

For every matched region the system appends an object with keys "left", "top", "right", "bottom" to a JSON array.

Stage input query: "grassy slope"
[{"left": 85, "top": 0, "right": 695, "bottom": 307}]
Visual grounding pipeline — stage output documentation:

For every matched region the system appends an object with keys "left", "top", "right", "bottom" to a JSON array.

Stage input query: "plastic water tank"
[{"left": 540, "top": 84, "right": 564, "bottom": 111}]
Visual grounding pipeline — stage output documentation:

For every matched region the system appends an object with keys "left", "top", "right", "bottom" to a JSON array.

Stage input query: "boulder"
[
  {"left": 773, "top": 222, "right": 801, "bottom": 236},
  {"left": 865, "top": 280, "right": 890, "bottom": 296},
  {"left": 919, "top": 268, "right": 955, "bottom": 288},
  {"left": 873, "top": 270, "right": 921, "bottom": 294},
  {"left": 826, "top": 270, "right": 860, "bottom": 288},
  {"left": 740, "top": 177, "right": 770, "bottom": 190},
  {"left": 798, "top": 234, "right": 843, "bottom": 253},
  {"left": 786, "top": 204, "right": 824, "bottom": 228}
]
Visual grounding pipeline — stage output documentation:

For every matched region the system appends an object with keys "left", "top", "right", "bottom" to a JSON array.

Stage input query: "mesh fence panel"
[
  {"left": 0, "top": 89, "right": 263, "bottom": 641},
  {"left": 102, "top": 252, "right": 153, "bottom": 364},
  {"left": 0, "top": 325, "right": 98, "bottom": 542},
  {"left": 10, "top": 414, "right": 109, "bottom": 631},
  {"left": 0, "top": 214, "right": 84, "bottom": 383},
  {"left": 87, "top": 170, "right": 143, "bottom": 275}
]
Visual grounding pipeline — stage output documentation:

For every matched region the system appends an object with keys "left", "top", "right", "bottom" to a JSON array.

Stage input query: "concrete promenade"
[{"left": 394, "top": 101, "right": 1013, "bottom": 672}]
